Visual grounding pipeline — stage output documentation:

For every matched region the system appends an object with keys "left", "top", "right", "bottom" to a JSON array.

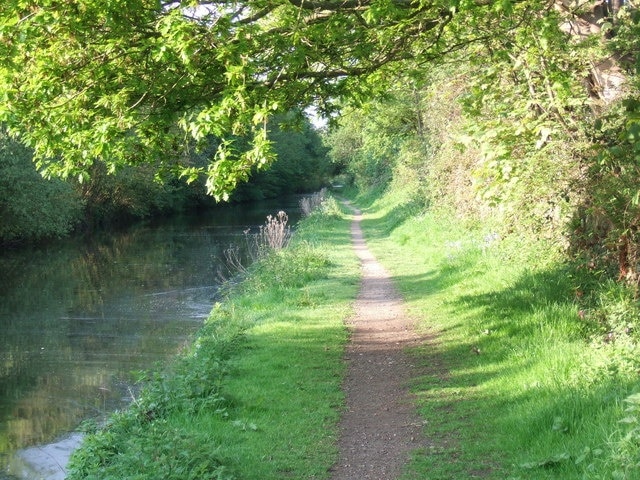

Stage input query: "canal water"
[{"left": 0, "top": 197, "right": 304, "bottom": 479}]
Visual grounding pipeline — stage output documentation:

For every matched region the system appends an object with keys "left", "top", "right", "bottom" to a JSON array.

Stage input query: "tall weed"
[
  {"left": 257, "top": 210, "right": 291, "bottom": 251},
  {"left": 218, "top": 211, "right": 291, "bottom": 281},
  {"left": 300, "top": 188, "right": 327, "bottom": 216}
]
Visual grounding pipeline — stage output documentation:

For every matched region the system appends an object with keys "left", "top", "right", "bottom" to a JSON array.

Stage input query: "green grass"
[
  {"left": 66, "top": 185, "right": 640, "bottom": 479},
  {"left": 357, "top": 186, "right": 640, "bottom": 480},
  {"left": 66, "top": 197, "right": 360, "bottom": 480}
]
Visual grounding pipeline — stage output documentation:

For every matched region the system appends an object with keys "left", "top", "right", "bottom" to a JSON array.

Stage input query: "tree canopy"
[
  {"left": 0, "top": 0, "right": 549, "bottom": 196},
  {"left": 0, "top": 0, "right": 568, "bottom": 198}
]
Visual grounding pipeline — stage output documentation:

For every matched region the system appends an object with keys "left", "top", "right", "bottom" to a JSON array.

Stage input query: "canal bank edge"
[{"left": 64, "top": 196, "right": 361, "bottom": 479}]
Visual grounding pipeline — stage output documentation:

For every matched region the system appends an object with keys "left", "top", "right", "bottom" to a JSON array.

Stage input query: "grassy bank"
[
  {"left": 66, "top": 197, "right": 360, "bottom": 480},
  {"left": 357, "top": 186, "right": 640, "bottom": 479}
]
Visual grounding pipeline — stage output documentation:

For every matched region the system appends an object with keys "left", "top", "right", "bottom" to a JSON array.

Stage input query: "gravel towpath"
[{"left": 330, "top": 203, "right": 429, "bottom": 480}]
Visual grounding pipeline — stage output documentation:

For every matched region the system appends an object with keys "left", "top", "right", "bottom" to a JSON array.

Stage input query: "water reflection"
[{"left": 0, "top": 198, "right": 302, "bottom": 478}]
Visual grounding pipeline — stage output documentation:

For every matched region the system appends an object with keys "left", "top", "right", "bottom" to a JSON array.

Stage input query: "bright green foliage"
[
  {"left": 461, "top": 12, "right": 588, "bottom": 194},
  {"left": 457, "top": 3, "right": 595, "bottom": 238},
  {"left": 453, "top": 3, "right": 640, "bottom": 281},
  {"left": 327, "top": 3, "right": 640, "bottom": 283},
  {"left": 0, "top": 0, "right": 540, "bottom": 199}
]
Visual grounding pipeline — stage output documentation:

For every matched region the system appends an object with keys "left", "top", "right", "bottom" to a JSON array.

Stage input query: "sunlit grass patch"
[
  {"left": 204, "top": 318, "right": 347, "bottom": 479},
  {"left": 360, "top": 188, "right": 640, "bottom": 480}
]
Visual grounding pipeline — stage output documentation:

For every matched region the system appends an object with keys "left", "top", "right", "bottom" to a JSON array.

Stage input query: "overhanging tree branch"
[{"left": 0, "top": 0, "right": 553, "bottom": 197}]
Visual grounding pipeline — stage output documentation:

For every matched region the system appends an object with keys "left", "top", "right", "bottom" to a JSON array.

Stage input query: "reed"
[{"left": 257, "top": 210, "right": 291, "bottom": 252}]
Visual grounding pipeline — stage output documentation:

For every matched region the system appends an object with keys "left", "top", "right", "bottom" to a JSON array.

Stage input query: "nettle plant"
[{"left": 610, "top": 392, "right": 640, "bottom": 478}]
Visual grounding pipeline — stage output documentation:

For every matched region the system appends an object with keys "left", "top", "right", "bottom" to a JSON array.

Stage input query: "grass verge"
[
  {"left": 66, "top": 197, "right": 360, "bottom": 480},
  {"left": 357, "top": 186, "right": 640, "bottom": 480}
]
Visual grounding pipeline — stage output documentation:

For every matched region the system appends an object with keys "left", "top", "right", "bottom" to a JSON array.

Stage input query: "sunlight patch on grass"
[{"left": 359, "top": 188, "right": 640, "bottom": 480}]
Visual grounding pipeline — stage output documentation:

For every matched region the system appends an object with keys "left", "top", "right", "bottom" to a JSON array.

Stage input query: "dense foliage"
[
  {"left": 327, "top": 1, "right": 640, "bottom": 285},
  {"left": 0, "top": 129, "right": 82, "bottom": 243},
  {"left": 0, "top": 0, "right": 587, "bottom": 199},
  {"left": 0, "top": 116, "right": 329, "bottom": 244}
]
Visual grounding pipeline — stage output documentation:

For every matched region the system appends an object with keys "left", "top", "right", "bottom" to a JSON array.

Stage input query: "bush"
[{"left": 0, "top": 132, "right": 82, "bottom": 244}]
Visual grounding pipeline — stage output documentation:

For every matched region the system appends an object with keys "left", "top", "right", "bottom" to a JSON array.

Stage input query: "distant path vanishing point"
[{"left": 330, "top": 202, "right": 429, "bottom": 480}]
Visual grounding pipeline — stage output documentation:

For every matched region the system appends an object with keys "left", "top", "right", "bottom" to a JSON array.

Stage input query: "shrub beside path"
[{"left": 330, "top": 202, "right": 430, "bottom": 479}]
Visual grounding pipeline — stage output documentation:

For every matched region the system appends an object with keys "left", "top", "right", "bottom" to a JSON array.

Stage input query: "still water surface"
[{"left": 0, "top": 198, "right": 303, "bottom": 479}]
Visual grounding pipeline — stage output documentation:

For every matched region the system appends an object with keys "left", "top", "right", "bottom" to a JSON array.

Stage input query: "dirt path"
[{"left": 330, "top": 203, "right": 429, "bottom": 480}]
